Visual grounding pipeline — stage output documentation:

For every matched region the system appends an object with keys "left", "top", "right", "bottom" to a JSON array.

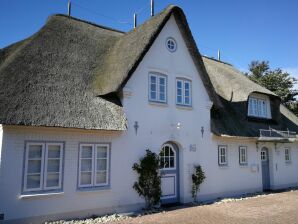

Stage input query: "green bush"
[
  {"left": 191, "top": 165, "right": 206, "bottom": 203},
  {"left": 132, "top": 149, "right": 161, "bottom": 209}
]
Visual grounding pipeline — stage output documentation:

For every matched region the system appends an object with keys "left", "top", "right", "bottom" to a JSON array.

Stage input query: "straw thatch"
[
  {"left": 203, "top": 56, "right": 298, "bottom": 137},
  {"left": 0, "top": 5, "right": 220, "bottom": 130}
]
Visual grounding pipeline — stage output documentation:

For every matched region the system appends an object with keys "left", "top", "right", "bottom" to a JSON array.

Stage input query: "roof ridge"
[
  {"left": 48, "top": 14, "right": 126, "bottom": 34},
  {"left": 202, "top": 55, "right": 232, "bottom": 66}
]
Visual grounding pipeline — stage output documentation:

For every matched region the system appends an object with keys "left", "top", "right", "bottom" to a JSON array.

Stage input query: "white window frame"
[
  {"left": 159, "top": 144, "right": 176, "bottom": 171},
  {"left": 176, "top": 78, "right": 192, "bottom": 106},
  {"left": 23, "top": 142, "right": 63, "bottom": 193},
  {"left": 239, "top": 146, "right": 248, "bottom": 165},
  {"left": 78, "top": 143, "right": 110, "bottom": 188},
  {"left": 248, "top": 96, "right": 269, "bottom": 118},
  {"left": 148, "top": 73, "right": 167, "bottom": 103},
  {"left": 218, "top": 145, "right": 228, "bottom": 166},
  {"left": 165, "top": 37, "right": 177, "bottom": 52},
  {"left": 285, "top": 147, "right": 291, "bottom": 163}
]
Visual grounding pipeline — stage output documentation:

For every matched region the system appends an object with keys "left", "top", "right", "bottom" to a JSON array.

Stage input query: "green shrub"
[
  {"left": 132, "top": 149, "right": 161, "bottom": 209},
  {"left": 191, "top": 165, "right": 206, "bottom": 203}
]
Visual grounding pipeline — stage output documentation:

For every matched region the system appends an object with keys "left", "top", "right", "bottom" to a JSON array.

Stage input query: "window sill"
[
  {"left": 239, "top": 163, "right": 248, "bottom": 167},
  {"left": 176, "top": 105, "right": 193, "bottom": 110},
  {"left": 77, "top": 186, "right": 111, "bottom": 192},
  {"left": 286, "top": 161, "right": 292, "bottom": 165},
  {"left": 148, "top": 101, "right": 168, "bottom": 107},
  {"left": 19, "top": 192, "right": 64, "bottom": 199},
  {"left": 218, "top": 164, "right": 228, "bottom": 168}
]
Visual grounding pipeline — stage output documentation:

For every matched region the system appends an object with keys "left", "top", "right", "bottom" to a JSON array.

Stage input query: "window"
[
  {"left": 261, "top": 149, "right": 267, "bottom": 161},
  {"left": 176, "top": 79, "right": 192, "bottom": 106},
  {"left": 239, "top": 146, "right": 247, "bottom": 165},
  {"left": 159, "top": 144, "right": 176, "bottom": 170},
  {"left": 285, "top": 147, "right": 291, "bottom": 163},
  {"left": 248, "top": 96, "right": 268, "bottom": 118},
  {"left": 166, "top": 37, "right": 177, "bottom": 52},
  {"left": 149, "top": 73, "right": 167, "bottom": 103},
  {"left": 23, "top": 142, "right": 63, "bottom": 192},
  {"left": 218, "top": 146, "right": 228, "bottom": 166},
  {"left": 78, "top": 144, "right": 110, "bottom": 188}
]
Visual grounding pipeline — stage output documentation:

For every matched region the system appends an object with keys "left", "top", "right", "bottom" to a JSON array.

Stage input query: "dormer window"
[{"left": 248, "top": 94, "right": 271, "bottom": 119}]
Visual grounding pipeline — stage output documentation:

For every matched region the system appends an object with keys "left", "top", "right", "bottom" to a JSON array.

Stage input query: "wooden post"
[
  {"left": 134, "top": 13, "right": 137, "bottom": 29},
  {"left": 151, "top": 0, "right": 154, "bottom": 17},
  {"left": 68, "top": 0, "right": 71, "bottom": 17}
]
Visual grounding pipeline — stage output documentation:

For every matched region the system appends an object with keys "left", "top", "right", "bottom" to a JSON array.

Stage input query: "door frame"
[
  {"left": 261, "top": 146, "right": 271, "bottom": 191},
  {"left": 160, "top": 142, "right": 180, "bottom": 204}
]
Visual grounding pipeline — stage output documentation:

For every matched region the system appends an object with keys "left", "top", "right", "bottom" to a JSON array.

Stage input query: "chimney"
[
  {"left": 150, "top": 0, "right": 154, "bottom": 17},
  {"left": 217, "top": 49, "right": 221, "bottom": 61},
  {"left": 67, "top": 0, "right": 71, "bottom": 17},
  {"left": 134, "top": 13, "right": 137, "bottom": 29}
]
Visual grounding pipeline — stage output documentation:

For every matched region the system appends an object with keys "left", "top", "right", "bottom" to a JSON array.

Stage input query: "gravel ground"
[{"left": 47, "top": 190, "right": 298, "bottom": 224}]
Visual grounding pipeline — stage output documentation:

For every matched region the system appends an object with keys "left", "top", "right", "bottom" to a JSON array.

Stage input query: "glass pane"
[
  {"left": 96, "top": 172, "right": 107, "bottom": 184},
  {"left": 185, "top": 82, "right": 190, "bottom": 90},
  {"left": 81, "top": 159, "right": 92, "bottom": 171},
  {"left": 177, "top": 81, "right": 182, "bottom": 88},
  {"left": 150, "top": 75, "right": 156, "bottom": 84},
  {"left": 47, "top": 159, "right": 60, "bottom": 172},
  {"left": 160, "top": 85, "right": 165, "bottom": 93},
  {"left": 169, "top": 157, "right": 174, "bottom": 167},
  {"left": 28, "top": 160, "right": 41, "bottom": 173},
  {"left": 159, "top": 77, "right": 165, "bottom": 85},
  {"left": 177, "top": 88, "right": 182, "bottom": 96},
  {"left": 27, "top": 174, "right": 41, "bottom": 189},
  {"left": 28, "top": 145, "right": 42, "bottom": 158},
  {"left": 185, "top": 89, "right": 190, "bottom": 97},
  {"left": 169, "top": 148, "right": 174, "bottom": 156},
  {"left": 185, "top": 97, "right": 190, "bottom": 105},
  {"left": 159, "top": 93, "right": 165, "bottom": 101},
  {"left": 97, "top": 146, "right": 107, "bottom": 158},
  {"left": 46, "top": 173, "right": 59, "bottom": 187},
  {"left": 150, "top": 91, "right": 156, "bottom": 100},
  {"left": 48, "top": 145, "right": 61, "bottom": 158},
  {"left": 81, "top": 146, "right": 92, "bottom": 158},
  {"left": 80, "top": 172, "right": 92, "bottom": 185},
  {"left": 164, "top": 157, "right": 169, "bottom": 168},
  {"left": 164, "top": 146, "right": 169, "bottom": 156},
  {"left": 150, "top": 83, "right": 156, "bottom": 91},
  {"left": 177, "top": 96, "right": 182, "bottom": 103},
  {"left": 97, "top": 159, "right": 107, "bottom": 171}
]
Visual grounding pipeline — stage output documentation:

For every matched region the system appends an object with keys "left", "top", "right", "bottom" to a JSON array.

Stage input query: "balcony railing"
[{"left": 259, "top": 128, "right": 296, "bottom": 139}]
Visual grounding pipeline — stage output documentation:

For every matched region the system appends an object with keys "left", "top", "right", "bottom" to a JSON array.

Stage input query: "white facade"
[{"left": 1, "top": 16, "right": 298, "bottom": 223}]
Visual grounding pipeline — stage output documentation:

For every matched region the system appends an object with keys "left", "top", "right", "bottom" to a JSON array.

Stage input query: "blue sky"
[{"left": 1, "top": 0, "right": 298, "bottom": 79}]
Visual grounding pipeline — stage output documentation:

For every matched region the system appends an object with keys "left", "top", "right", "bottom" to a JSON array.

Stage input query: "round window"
[{"left": 166, "top": 37, "right": 177, "bottom": 52}]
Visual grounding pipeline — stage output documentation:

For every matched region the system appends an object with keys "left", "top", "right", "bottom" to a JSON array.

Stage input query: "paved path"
[{"left": 115, "top": 190, "right": 298, "bottom": 224}]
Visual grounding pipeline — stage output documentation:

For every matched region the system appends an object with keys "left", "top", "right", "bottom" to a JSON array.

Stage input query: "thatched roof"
[
  {"left": 203, "top": 56, "right": 298, "bottom": 137},
  {"left": 0, "top": 5, "right": 220, "bottom": 130},
  {"left": 0, "top": 14, "right": 126, "bottom": 130}
]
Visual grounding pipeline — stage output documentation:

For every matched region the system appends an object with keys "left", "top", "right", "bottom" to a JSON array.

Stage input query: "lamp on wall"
[
  {"left": 134, "top": 121, "right": 139, "bottom": 135},
  {"left": 201, "top": 126, "right": 204, "bottom": 138}
]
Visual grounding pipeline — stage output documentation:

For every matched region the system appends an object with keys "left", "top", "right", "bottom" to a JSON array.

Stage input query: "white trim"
[
  {"left": 239, "top": 146, "right": 248, "bottom": 165},
  {"left": 160, "top": 144, "right": 176, "bottom": 170},
  {"left": 285, "top": 147, "right": 291, "bottom": 163},
  {"left": 79, "top": 144, "right": 109, "bottom": 188},
  {"left": 176, "top": 78, "right": 192, "bottom": 106},
  {"left": 248, "top": 95, "right": 270, "bottom": 119},
  {"left": 24, "top": 143, "right": 45, "bottom": 192},
  {"left": 148, "top": 73, "right": 167, "bottom": 103},
  {"left": 218, "top": 145, "right": 228, "bottom": 166},
  {"left": 94, "top": 144, "right": 109, "bottom": 187},
  {"left": 44, "top": 143, "right": 63, "bottom": 190},
  {"left": 78, "top": 144, "right": 94, "bottom": 188}
]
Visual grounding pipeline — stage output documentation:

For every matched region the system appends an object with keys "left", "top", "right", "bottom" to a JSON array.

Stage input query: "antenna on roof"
[
  {"left": 217, "top": 49, "right": 221, "bottom": 61},
  {"left": 150, "top": 0, "right": 154, "bottom": 17},
  {"left": 67, "top": 0, "right": 72, "bottom": 17},
  {"left": 134, "top": 13, "right": 137, "bottom": 29}
]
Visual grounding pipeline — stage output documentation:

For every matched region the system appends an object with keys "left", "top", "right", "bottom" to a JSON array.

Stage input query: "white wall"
[
  {"left": 258, "top": 142, "right": 298, "bottom": 189},
  {"left": 121, "top": 15, "right": 212, "bottom": 203}
]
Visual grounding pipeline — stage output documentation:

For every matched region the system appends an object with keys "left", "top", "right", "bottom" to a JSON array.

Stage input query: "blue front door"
[
  {"left": 261, "top": 147, "right": 270, "bottom": 191},
  {"left": 160, "top": 144, "right": 179, "bottom": 204}
]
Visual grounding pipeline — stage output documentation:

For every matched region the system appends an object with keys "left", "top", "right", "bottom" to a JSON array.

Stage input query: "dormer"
[{"left": 247, "top": 92, "right": 272, "bottom": 119}]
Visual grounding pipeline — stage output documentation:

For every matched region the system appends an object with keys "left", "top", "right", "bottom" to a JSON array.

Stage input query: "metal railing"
[{"left": 259, "top": 128, "right": 296, "bottom": 138}]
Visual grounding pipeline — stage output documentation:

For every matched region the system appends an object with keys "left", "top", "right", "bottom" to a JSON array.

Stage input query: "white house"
[{"left": 0, "top": 5, "right": 298, "bottom": 223}]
